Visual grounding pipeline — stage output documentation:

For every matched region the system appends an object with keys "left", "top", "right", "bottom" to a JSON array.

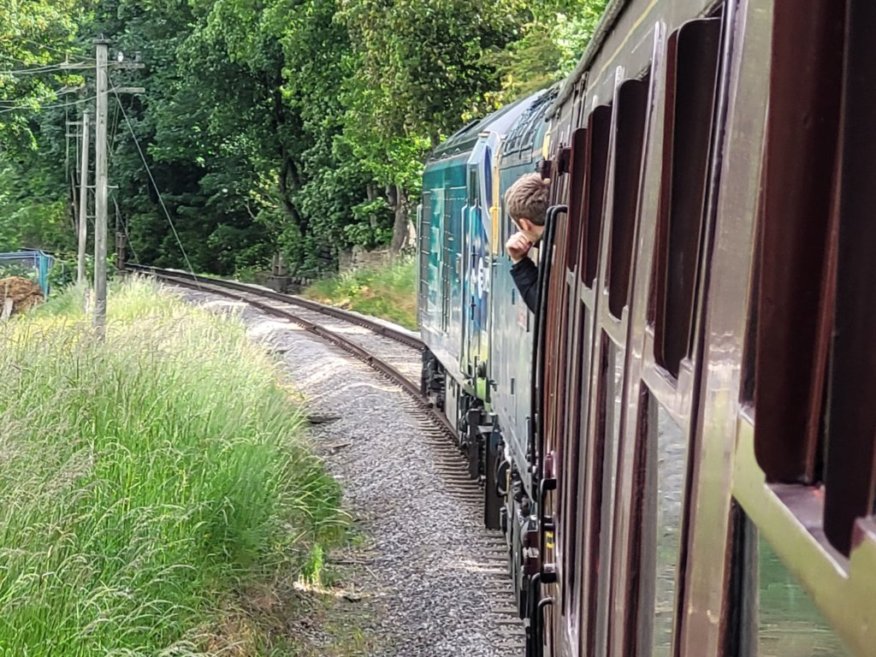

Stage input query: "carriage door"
[
  {"left": 561, "top": 52, "right": 657, "bottom": 657},
  {"left": 610, "top": 17, "right": 723, "bottom": 657}
]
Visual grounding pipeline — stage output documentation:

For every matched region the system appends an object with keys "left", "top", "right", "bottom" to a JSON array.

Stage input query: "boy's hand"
[{"left": 505, "top": 232, "right": 532, "bottom": 264}]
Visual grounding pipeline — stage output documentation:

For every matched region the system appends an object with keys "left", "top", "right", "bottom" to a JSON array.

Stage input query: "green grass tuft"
[
  {"left": 303, "top": 258, "right": 417, "bottom": 330},
  {"left": 0, "top": 278, "right": 345, "bottom": 656}
]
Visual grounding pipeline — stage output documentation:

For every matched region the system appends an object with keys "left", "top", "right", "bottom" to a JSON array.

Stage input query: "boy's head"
[{"left": 505, "top": 173, "right": 549, "bottom": 243}]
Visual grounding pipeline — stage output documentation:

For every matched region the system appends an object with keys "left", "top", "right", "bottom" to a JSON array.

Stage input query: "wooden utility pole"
[
  {"left": 93, "top": 39, "right": 109, "bottom": 334},
  {"left": 60, "top": 42, "right": 142, "bottom": 328},
  {"left": 77, "top": 110, "right": 90, "bottom": 286}
]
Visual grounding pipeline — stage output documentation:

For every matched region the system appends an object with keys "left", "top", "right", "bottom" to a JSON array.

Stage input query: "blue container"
[{"left": 0, "top": 249, "right": 55, "bottom": 296}]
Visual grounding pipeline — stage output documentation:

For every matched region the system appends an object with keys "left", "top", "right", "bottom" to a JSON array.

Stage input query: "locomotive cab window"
[{"left": 650, "top": 17, "right": 722, "bottom": 379}]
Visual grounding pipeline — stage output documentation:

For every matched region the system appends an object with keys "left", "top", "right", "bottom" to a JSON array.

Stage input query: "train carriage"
[
  {"left": 419, "top": 0, "right": 876, "bottom": 655},
  {"left": 532, "top": 0, "right": 876, "bottom": 656}
]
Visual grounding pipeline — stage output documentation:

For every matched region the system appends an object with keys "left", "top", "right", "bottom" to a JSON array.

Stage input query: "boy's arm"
[{"left": 511, "top": 258, "right": 539, "bottom": 313}]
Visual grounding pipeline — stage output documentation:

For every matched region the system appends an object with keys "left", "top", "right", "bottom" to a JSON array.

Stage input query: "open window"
[
  {"left": 748, "top": 0, "right": 876, "bottom": 556},
  {"left": 608, "top": 75, "right": 650, "bottom": 318},
  {"left": 651, "top": 18, "right": 722, "bottom": 379},
  {"left": 580, "top": 106, "right": 612, "bottom": 288}
]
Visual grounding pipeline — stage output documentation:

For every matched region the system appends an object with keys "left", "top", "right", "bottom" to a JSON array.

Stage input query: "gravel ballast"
[{"left": 178, "top": 288, "right": 523, "bottom": 657}]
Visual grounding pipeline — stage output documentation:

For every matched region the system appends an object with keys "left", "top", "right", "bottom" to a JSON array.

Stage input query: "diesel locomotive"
[{"left": 417, "top": 1, "right": 876, "bottom": 655}]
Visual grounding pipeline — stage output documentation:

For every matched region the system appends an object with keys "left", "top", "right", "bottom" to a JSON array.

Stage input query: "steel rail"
[
  {"left": 125, "top": 263, "right": 424, "bottom": 350},
  {"left": 128, "top": 264, "right": 454, "bottom": 436}
]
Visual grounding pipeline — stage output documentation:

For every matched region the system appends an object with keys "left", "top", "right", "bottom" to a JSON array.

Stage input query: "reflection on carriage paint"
[
  {"left": 428, "top": 189, "right": 444, "bottom": 318},
  {"left": 646, "top": 393, "right": 687, "bottom": 657}
]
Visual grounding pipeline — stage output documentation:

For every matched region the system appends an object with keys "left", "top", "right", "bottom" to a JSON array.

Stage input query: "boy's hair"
[{"left": 504, "top": 173, "right": 550, "bottom": 226}]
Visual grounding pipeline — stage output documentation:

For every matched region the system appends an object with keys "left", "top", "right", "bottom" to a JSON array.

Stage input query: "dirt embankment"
[{"left": 0, "top": 277, "right": 43, "bottom": 319}]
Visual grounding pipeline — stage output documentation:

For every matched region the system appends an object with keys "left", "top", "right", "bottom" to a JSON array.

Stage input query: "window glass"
[
  {"left": 756, "top": 534, "right": 852, "bottom": 657},
  {"left": 643, "top": 393, "right": 688, "bottom": 657}
]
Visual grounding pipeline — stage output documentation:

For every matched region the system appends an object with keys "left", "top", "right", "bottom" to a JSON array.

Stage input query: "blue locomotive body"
[
  {"left": 418, "top": 95, "right": 537, "bottom": 405},
  {"left": 490, "top": 92, "right": 554, "bottom": 496},
  {"left": 418, "top": 89, "right": 553, "bottom": 528}
]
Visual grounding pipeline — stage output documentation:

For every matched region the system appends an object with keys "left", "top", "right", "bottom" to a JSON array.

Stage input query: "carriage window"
[
  {"left": 635, "top": 390, "right": 690, "bottom": 657},
  {"left": 651, "top": 18, "right": 722, "bottom": 378},
  {"left": 589, "top": 336, "right": 625, "bottom": 651},
  {"left": 749, "top": 0, "right": 876, "bottom": 557},
  {"left": 566, "top": 128, "right": 588, "bottom": 271},
  {"left": 581, "top": 105, "right": 612, "bottom": 288},
  {"left": 727, "top": 506, "right": 853, "bottom": 657},
  {"left": 822, "top": 0, "right": 876, "bottom": 553},
  {"left": 749, "top": 0, "right": 844, "bottom": 487},
  {"left": 565, "top": 300, "right": 592, "bottom": 617},
  {"left": 608, "top": 75, "right": 650, "bottom": 318}
]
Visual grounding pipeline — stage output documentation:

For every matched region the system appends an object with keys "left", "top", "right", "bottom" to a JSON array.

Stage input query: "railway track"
[
  {"left": 126, "top": 263, "right": 427, "bottom": 397},
  {"left": 126, "top": 263, "right": 526, "bottom": 651}
]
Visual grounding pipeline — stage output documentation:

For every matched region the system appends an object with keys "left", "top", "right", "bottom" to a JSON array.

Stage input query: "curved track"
[
  {"left": 127, "top": 262, "right": 526, "bottom": 651},
  {"left": 126, "top": 263, "right": 433, "bottom": 408}
]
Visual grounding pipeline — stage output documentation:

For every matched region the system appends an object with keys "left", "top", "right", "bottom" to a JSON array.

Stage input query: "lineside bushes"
[
  {"left": 0, "top": 278, "right": 344, "bottom": 656},
  {"left": 303, "top": 257, "right": 418, "bottom": 330}
]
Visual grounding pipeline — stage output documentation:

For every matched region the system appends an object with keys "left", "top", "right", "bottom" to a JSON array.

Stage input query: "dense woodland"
[{"left": 0, "top": 0, "right": 606, "bottom": 277}]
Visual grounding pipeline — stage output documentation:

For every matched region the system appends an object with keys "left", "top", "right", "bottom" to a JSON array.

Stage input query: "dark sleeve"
[{"left": 511, "top": 257, "right": 539, "bottom": 314}]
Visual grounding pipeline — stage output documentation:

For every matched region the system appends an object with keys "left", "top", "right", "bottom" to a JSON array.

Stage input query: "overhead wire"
[
  {"left": 114, "top": 194, "right": 140, "bottom": 264},
  {"left": 12, "top": 38, "right": 96, "bottom": 61},
  {"left": 105, "top": 88, "right": 131, "bottom": 263},
  {"left": 0, "top": 63, "right": 84, "bottom": 76},
  {"left": 0, "top": 94, "right": 97, "bottom": 115},
  {"left": 111, "top": 85, "right": 196, "bottom": 277}
]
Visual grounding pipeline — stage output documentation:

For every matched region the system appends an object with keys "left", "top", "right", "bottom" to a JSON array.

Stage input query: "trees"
[
  {"left": 0, "top": 0, "right": 608, "bottom": 276},
  {"left": 0, "top": 0, "right": 94, "bottom": 252},
  {"left": 338, "top": 0, "right": 527, "bottom": 251}
]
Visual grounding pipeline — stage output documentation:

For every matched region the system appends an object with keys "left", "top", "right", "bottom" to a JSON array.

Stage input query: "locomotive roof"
[{"left": 427, "top": 90, "right": 546, "bottom": 162}]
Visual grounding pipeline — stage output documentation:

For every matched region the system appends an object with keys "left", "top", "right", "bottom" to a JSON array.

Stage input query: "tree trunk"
[{"left": 390, "top": 184, "right": 409, "bottom": 253}]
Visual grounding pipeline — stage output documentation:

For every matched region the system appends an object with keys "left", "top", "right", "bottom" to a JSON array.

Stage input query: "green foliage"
[
  {"left": 0, "top": 0, "right": 609, "bottom": 275},
  {"left": 0, "top": 278, "right": 344, "bottom": 655},
  {"left": 491, "top": 0, "right": 609, "bottom": 99},
  {"left": 0, "top": 0, "right": 93, "bottom": 151},
  {"left": 304, "top": 257, "right": 418, "bottom": 330}
]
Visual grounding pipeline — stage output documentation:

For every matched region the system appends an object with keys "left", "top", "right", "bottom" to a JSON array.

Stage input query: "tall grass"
[
  {"left": 303, "top": 257, "right": 417, "bottom": 330},
  {"left": 0, "top": 279, "right": 344, "bottom": 656}
]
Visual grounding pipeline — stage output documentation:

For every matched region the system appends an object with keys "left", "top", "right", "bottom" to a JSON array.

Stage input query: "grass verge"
[
  {"left": 0, "top": 278, "right": 346, "bottom": 656},
  {"left": 303, "top": 257, "right": 417, "bottom": 330}
]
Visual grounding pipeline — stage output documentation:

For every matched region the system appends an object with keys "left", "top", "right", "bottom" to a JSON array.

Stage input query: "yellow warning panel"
[{"left": 490, "top": 206, "right": 500, "bottom": 256}]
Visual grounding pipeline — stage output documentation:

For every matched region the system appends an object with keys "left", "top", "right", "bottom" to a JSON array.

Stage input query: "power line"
[
  {"left": 0, "top": 95, "right": 97, "bottom": 115},
  {"left": 111, "top": 86, "right": 196, "bottom": 277},
  {"left": 15, "top": 38, "right": 96, "bottom": 61},
  {"left": 0, "top": 62, "right": 89, "bottom": 76},
  {"left": 114, "top": 194, "right": 140, "bottom": 264}
]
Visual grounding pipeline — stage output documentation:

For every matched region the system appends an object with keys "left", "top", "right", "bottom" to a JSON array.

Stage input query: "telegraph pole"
[
  {"left": 93, "top": 39, "right": 109, "bottom": 334},
  {"left": 77, "top": 110, "right": 90, "bottom": 286},
  {"left": 60, "top": 40, "right": 142, "bottom": 328}
]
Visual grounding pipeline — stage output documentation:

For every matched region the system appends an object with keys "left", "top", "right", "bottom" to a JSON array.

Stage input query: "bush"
[
  {"left": 0, "top": 278, "right": 344, "bottom": 656},
  {"left": 304, "top": 257, "right": 417, "bottom": 330}
]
